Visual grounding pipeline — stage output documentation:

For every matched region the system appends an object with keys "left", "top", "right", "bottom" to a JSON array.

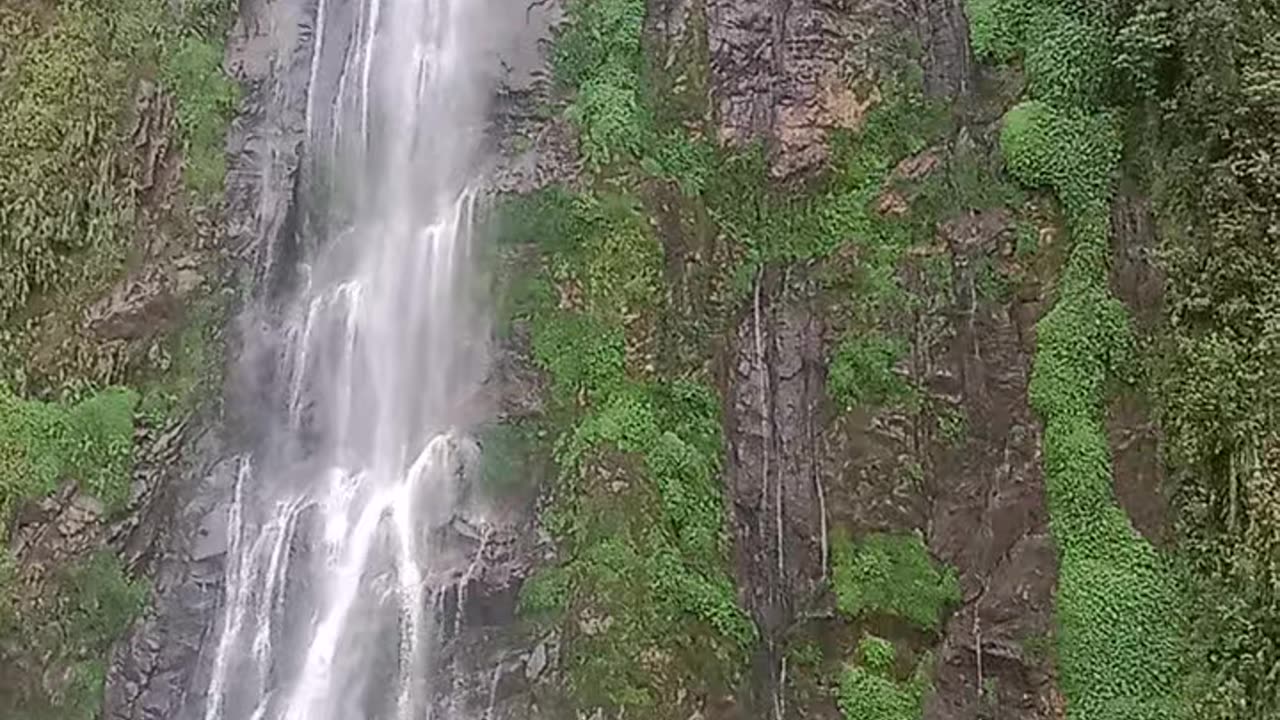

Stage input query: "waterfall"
[{"left": 203, "top": 1, "right": 506, "bottom": 718}]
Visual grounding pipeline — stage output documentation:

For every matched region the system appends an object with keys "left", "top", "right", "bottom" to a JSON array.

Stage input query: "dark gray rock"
[{"left": 103, "top": 0, "right": 320, "bottom": 716}]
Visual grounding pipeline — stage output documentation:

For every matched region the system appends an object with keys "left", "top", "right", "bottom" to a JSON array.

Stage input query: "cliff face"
[{"left": 0, "top": 0, "right": 1187, "bottom": 719}]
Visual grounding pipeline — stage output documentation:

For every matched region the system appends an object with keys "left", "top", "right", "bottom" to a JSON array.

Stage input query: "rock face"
[
  {"left": 706, "top": 0, "right": 1058, "bottom": 713},
  {"left": 103, "top": 430, "right": 241, "bottom": 720},
  {"left": 720, "top": 203, "right": 1062, "bottom": 720},
  {"left": 725, "top": 268, "right": 829, "bottom": 641},
  {"left": 102, "top": 0, "right": 319, "bottom": 716},
  {"left": 922, "top": 210, "right": 1058, "bottom": 720},
  {"left": 706, "top": 0, "right": 972, "bottom": 177}
]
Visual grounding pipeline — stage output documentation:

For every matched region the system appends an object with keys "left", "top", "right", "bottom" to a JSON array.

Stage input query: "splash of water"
[{"left": 203, "top": 0, "right": 503, "bottom": 718}]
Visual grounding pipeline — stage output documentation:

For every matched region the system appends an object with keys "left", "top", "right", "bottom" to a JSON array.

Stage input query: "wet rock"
[
  {"left": 724, "top": 268, "right": 833, "bottom": 716},
  {"left": 487, "top": 0, "right": 578, "bottom": 194},
  {"left": 1107, "top": 191, "right": 1169, "bottom": 545},
  {"left": 921, "top": 208, "right": 1057, "bottom": 720},
  {"left": 103, "top": 431, "right": 240, "bottom": 720},
  {"left": 911, "top": 0, "right": 974, "bottom": 99},
  {"left": 103, "top": 0, "right": 320, "bottom": 716},
  {"left": 526, "top": 638, "right": 548, "bottom": 681}
]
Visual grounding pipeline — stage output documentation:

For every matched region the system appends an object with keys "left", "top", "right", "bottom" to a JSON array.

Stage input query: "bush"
[
  {"left": 0, "top": 385, "right": 139, "bottom": 526},
  {"left": 163, "top": 35, "right": 240, "bottom": 197},
  {"left": 832, "top": 533, "right": 960, "bottom": 631},
  {"left": 859, "top": 634, "right": 898, "bottom": 673},
  {"left": 828, "top": 334, "right": 917, "bottom": 411},
  {"left": 554, "top": 0, "right": 649, "bottom": 169},
  {"left": 837, "top": 645, "right": 932, "bottom": 720}
]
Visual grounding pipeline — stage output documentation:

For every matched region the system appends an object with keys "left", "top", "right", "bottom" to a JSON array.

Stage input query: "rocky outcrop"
[
  {"left": 104, "top": 427, "right": 240, "bottom": 720},
  {"left": 720, "top": 171, "right": 1063, "bottom": 719},
  {"left": 923, "top": 209, "right": 1058, "bottom": 720},
  {"left": 912, "top": 0, "right": 973, "bottom": 99},
  {"left": 706, "top": 0, "right": 972, "bottom": 177}
]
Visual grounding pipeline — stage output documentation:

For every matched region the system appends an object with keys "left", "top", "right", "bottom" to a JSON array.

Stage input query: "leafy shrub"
[
  {"left": 827, "top": 334, "right": 916, "bottom": 411},
  {"left": 0, "top": 385, "right": 139, "bottom": 527},
  {"left": 965, "top": 0, "right": 1035, "bottom": 61},
  {"left": 554, "top": 0, "right": 649, "bottom": 169},
  {"left": 532, "top": 310, "right": 627, "bottom": 406},
  {"left": 1024, "top": 7, "right": 1109, "bottom": 108},
  {"left": 163, "top": 35, "right": 240, "bottom": 197},
  {"left": 859, "top": 634, "right": 898, "bottom": 673},
  {"left": 837, "top": 647, "right": 932, "bottom": 720},
  {"left": 832, "top": 533, "right": 960, "bottom": 631}
]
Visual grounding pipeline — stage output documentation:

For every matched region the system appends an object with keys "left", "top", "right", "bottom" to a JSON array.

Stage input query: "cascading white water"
[{"left": 203, "top": 1, "right": 506, "bottom": 718}]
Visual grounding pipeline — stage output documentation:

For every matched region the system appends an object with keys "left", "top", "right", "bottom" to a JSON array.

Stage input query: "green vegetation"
[
  {"left": 137, "top": 295, "right": 228, "bottom": 427},
  {"left": 859, "top": 634, "right": 898, "bottom": 673},
  {"left": 164, "top": 34, "right": 240, "bottom": 196},
  {"left": 0, "top": 552, "right": 147, "bottom": 719},
  {"left": 1145, "top": 1, "right": 1280, "bottom": 717},
  {"left": 0, "top": 383, "right": 142, "bottom": 711},
  {"left": 832, "top": 533, "right": 959, "bottom": 632},
  {"left": 828, "top": 334, "right": 917, "bottom": 412},
  {"left": 838, "top": 636, "right": 933, "bottom": 720},
  {"left": 704, "top": 87, "right": 945, "bottom": 294},
  {"left": 510, "top": 185, "right": 754, "bottom": 713},
  {"left": 0, "top": 385, "right": 139, "bottom": 529},
  {"left": 518, "top": 11, "right": 758, "bottom": 714},
  {"left": 0, "top": 0, "right": 238, "bottom": 323},
  {"left": 554, "top": 0, "right": 648, "bottom": 169},
  {"left": 968, "top": 0, "right": 1183, "bottom": 717},
  {"left": 0, "top": 1, "right": 236, "bottom": 717}
]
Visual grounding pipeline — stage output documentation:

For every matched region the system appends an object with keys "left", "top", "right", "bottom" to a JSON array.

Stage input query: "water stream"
[{"left": 203, "top": 1, "right": 503, "bottom": 718}]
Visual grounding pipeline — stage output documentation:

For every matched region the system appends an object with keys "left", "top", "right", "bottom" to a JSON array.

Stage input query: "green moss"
[{"left": 832, "top": 533, "right": 959, "bottom": 631}]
